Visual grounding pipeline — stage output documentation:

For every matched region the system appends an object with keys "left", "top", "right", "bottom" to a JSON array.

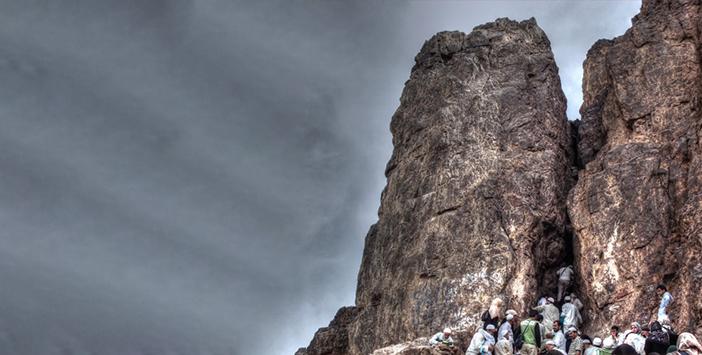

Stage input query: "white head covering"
[
  {"left": 546, "top": 340, "right": 556, "bottom": 346},
  {"left": 603, "top": 337, "right": 615, "bottom": 348},
  {"left": 593, "top": 338, "right": 603, "bottom": 347},
  {"left": 506, "top": 314, "right": 514, "bottom": 321},
  {"left": 486, "top": 324, "right": 497, "bottom": 331},
  {"left": 567, "top": 327, "right": 577, "bottom": 333},
  {"left": 564, "top": 296, "right": 571, "bottom": 301},
  {"left": 583, "top": 339, "right": 591, "bottom": 345},
  {"left": 547, "top": 297, "right": 555, "bottom": 303},
  {"left": 443, "top": 327, "right": 452, "bottom": 334},
  {"left": 506, "top": 309, "right": 518, "bottom": 316}
]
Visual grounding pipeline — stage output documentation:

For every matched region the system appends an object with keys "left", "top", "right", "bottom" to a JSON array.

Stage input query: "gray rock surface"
[
  {"left": 300, "top": 17, "right": 573, "bottom": 355},
  {"left": 570, "top": 0, "right": 702, "bottom": 337}
]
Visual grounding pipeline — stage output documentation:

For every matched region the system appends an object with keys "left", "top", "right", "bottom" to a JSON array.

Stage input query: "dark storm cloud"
[{"left": 0, "top": 1, "right": 638, "bottom": 355}]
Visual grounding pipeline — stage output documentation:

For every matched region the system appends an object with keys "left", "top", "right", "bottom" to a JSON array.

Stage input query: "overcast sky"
[{"left": 0, "top": 1, "right": 639, "bottom": 354}]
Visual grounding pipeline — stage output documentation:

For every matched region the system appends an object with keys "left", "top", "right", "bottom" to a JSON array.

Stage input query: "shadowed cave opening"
[{"left": 532, "top": 218, "right": 577, "bottom": 307}]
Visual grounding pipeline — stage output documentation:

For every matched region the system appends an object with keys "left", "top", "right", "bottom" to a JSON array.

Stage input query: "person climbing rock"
[
  {"left": 482, "top": 298, "right": 505, "bottom": 330},
  {"left": 644, "top": 321, "right": 669, "bottom": 355},
  {"left": 656, "top": 285, "right": 673, "bottom": 323},
  {"left": 466, "top": 324, "right": 497, "bottom": 355},
  {"left": 561, "top": 296, "right": 582, "bottom": 330},
  {"left": 570, "top": 293, "right": 584, "bottom": 312},
  {"left": 622, "top": 322, "right": 645, "bottom": 355},
  {"left": 566, "top": 327, "right": 583, "bottom": 355},
  {"left": 557, "top": 265, "right": 574, "bottom": 301},
  {"left": 534, "top": 297, "right": 560, "bottom": 333},
  {"left": 553, "top": 320, "right": 567, "bottom": 353},
  {"left": 430, "top": 327, "right": 459, "bottom": 354},
  {"left": 603, "top": 326, "right": 622, "bottom": 350}
]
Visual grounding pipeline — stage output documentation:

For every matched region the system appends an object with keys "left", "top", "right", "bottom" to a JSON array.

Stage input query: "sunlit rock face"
[
  {"left": 570, "top": 0, "right": 702, "bottom": 337},
  {"left": 299, "top": 17, "right": 573, "bottom": 355}
]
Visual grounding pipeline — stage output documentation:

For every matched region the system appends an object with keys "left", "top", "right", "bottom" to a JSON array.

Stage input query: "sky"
[{"left": 0, "top": 1, "right": 639, "bottom": 354}]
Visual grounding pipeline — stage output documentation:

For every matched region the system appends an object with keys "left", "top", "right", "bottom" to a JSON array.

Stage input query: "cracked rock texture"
[
  {"left": 298, "top": 18, "right": 573, "bottom": 355},
  {"left": 570, "top": 0, "right": 702, "bottom": 338}
]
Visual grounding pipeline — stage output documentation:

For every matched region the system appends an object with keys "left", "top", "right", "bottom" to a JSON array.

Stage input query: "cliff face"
[
  {"left": 300, "top": 1, "right": 702, "bottom": 354},
  {"left": 299, "top": 18, "right": 573, "bottom": 355},
  {"left": 570, "top": 0, "right": 702, "bottom": 336}
]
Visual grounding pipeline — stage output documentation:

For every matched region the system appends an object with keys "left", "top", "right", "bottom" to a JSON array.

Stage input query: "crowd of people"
[{"left": 428, "top": 271, "right": 695, "bottom": 355}]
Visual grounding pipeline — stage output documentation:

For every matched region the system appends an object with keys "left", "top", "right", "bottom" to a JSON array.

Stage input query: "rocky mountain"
[
  {"left": 570, "top": 0, "right": 702, "bottom": 337},
  {"left": 298, "top": 0, "right": 702, "bottom": 354}
]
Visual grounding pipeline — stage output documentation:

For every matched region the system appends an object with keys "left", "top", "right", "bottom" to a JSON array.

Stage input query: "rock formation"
[
  {"left": 570, "top": 0, "right": 702, "bottom": 336},
  {"left": 298, "top": 18, "right": 573, "bottom": 355},
  {"left": 299, "top": 1, "right": 702, "bottom": 354}
]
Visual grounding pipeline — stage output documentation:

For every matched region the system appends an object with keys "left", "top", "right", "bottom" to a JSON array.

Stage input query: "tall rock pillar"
[{"left": 300, "top": 18, "right": 573, "bottom": 355}]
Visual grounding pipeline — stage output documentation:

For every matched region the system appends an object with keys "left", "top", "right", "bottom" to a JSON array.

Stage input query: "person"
[
  {"left": 622, "top": 322, "right": 645, "bottom": 355},
  {"left": 641, "top": 325, "right": 650, "bottom": 339},
  {"left": 482, "top": 298, "right": 505, "bottom": 330},
  {"left": 431, "top": 327, "right": 458, "bottom": 353},
  {"left": 567, "top": 327, "right": 583, "bottom": 355},
  {"left": 466, "top": 324, "right": 497, "bottom": 355},
  {"left": 561, "top": 296, "right": 583, "bottom": 330},
  {"left": 583, "top": 339, "right": 596, "bottom": 355},
  {"left": 613, "top": 344, "right": 639, "bottom": 355},
  {"left": 656, "top": 285, "right": 673, "bottom": 323},
  {"left": 520, "top": 310, "right": 543, "bottom": 355},
  {"left": 496, "top": 316, "right": 515, "bottom": 355},
  {"left": 557, "top": 265, "right": 574, "bottom": 301},
  {"left": 571, "top": 293, "right": 584, "bottom": 312},
  {"left": 669, "top": 333, "right": 702, "bottom": 355},
  {"left": 534, "top": 297, "right": 560, "bottom": 333},
  {"left": 553, "top": 320, "right": 567, "bottom": 353},
  {"left": 547, "top": 340, "right": 567, "bottom": 355},
  {"left": 603, "top": 326, "right": 622, "bottom": 350},
  {"left": 643, "top": 321, "right": 669, "bottom": 355},
  {"left": 506, "top": 309, "right": 521, "bottom": 347},
  {"left": 538, "top": 296, "right": 549, "bottom": 307},
  {"left": 661, "top": 320, "right": 678, "bottom": 349},
  {"left": 592, "top": 338, "right": 604, "bottom": 355}
]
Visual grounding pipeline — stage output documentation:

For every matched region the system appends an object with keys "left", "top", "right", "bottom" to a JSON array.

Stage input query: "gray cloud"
[{"left": 0, "top": 1, "right": 638, "bottom": 354}]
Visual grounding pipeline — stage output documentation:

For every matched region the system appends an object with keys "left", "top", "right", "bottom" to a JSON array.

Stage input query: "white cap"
[
  {"left": 593, "top": 338, "right": 603, "bottom": 346},
  {"left": 506, "top": 314, "right": 514, "bottom": 321},
  {"left": 582, "top": 339, "right": 591, "bottom": 345},
  {"left": 567, "top": 327, "right": 577, "bottom": 333},
  {"left": 547, "top": 297, "right": 555, "bottom": 303},
  {"left": 486, "top": 324, "right": 497, "bottom": 331},
  {"left": 545, "top": 340, "right": 556, "bottom": 346},
  {"left": 506, "top": 309, "right": 518, "bottom": 316},
  {"left": 564, "top": 296, "right": 571, "bottom": 301},
  {"left": 603, "top": 337, "right": 614, "bottom": 348},
  {"left": 443, "top": 327, "right": 452, "bottom": 334}
]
